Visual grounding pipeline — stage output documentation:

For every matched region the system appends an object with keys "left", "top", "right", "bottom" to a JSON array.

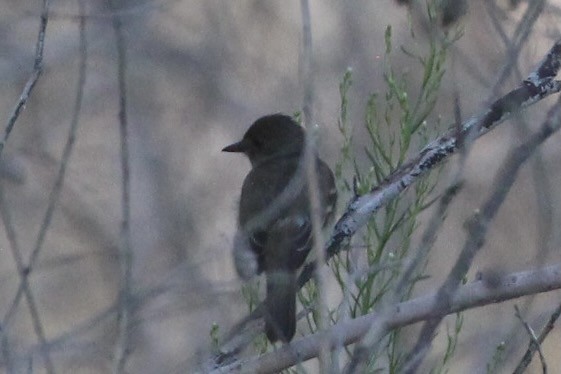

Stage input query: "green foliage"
[
  {"left": 241, "top": 279, "right": 261, "bottom": 313},
  {"left": 324, "top": 5, "right": 463, "bottom": 373},
  {"left": 242, "top": 279, "right": 271, "bottom": 353},
  {"left": 210, "top": 322, "right": 220, "bottom": 350},
  {"left": 335, "top": 68, "right": 353, "bottom": 192},
  {"left": 431, "top": 313, "right": 465, "bottom": 374},
  {"left": 486, "top": 341, "right": 506, "bottom": 374}
]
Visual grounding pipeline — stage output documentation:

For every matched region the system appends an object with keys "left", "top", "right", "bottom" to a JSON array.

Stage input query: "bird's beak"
[{"left": 222, "top": 138, "right": 250, "bottom": 153}]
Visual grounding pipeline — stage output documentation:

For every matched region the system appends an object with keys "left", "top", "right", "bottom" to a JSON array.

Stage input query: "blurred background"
[{"left": 1, "top": 0, "right": 561, "bottom": 372}]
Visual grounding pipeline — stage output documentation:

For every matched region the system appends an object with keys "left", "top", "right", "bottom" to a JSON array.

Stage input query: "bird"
[{"left": 223, "top": 113, "right": 336, "bottom": 343}]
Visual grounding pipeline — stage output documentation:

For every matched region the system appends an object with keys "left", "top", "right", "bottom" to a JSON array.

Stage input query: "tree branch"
[{"left": 209, "top": 264, "right": 561, "bottom": 373}]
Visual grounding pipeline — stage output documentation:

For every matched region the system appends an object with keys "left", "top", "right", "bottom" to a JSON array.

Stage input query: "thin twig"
[
  {"left": 0, "top": 187, "right": 24, "bottom": 374},
  {"left": 29, "top": 0, "right": 88, "bottom": 275},
  {"left": 1, "top": 0, "right": 50, "bottom": 156},
  {"left": 402, "top": 95, "right": 561, "bottom": 373},
  {"left": 514, "top": 305, "right": 548, "bottom": 374},
  {"left": 1, "top": 1, "right": 88, "bottom": 371},
  {"left": 0, "top": 0, "right": 87, "bottom": 371},
  {"left": 487, "top": 0, "right": 554, "bottom": 305},
  {"left": 513, "top": 302, "right": 561, "bottom": 374},
  {"left": 299, "top": 0, "right": 331, "bottom": 372},
  {"left": 109, "top": 0, "right": 133, "bottom": 372},
  {"left": 487, "top": 0, "right": 546, "bottom": 101},
  {"left": 0, "top": 187, "right": 56, "bottom": 374}
]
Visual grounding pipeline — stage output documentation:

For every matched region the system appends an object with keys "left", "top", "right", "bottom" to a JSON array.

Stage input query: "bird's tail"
[{"left": 265, "top": 270, "right": 296, "bottom": 343}]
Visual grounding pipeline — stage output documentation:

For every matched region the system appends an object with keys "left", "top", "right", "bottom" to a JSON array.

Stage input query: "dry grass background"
[{"left": 1, "top": 0, "right": 561, "bottom": 372}]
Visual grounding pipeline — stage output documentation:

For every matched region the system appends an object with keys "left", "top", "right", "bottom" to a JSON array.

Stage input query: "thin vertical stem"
[
  {"left": 109, "top": 0, "right": 133, "bottom": 372},
  {"left": 299, "top": 0, "right": 330, "bottom": 371}
]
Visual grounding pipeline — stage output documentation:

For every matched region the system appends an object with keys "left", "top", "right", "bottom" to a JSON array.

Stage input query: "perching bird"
[{"left": 223, "top": 114, "right": 336, "bottom": 342}]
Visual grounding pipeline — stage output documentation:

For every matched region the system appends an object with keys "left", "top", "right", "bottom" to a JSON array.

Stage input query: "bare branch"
[{"left": 208, "top": 263, "right": 561, "bottom": 373}]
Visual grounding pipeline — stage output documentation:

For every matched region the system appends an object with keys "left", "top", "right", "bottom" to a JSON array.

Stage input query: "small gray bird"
[{"left": 223, "top": 114, "right": 336, "bottom": 342}]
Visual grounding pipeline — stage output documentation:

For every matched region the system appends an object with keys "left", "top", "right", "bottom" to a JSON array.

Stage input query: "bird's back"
[{"left": 238, "top": 154, "right": 336, "bottom": 273}]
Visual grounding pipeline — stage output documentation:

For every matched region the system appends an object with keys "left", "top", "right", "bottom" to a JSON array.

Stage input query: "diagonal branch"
[
  {"left": 209, "top": 263, "right": 561, "bottom": 373},
  {"left": 1, "top": 0, "right": 50, "bottom": 156},
  {"left": 325, "top": 39, "right": 561, "bottom": 261}
]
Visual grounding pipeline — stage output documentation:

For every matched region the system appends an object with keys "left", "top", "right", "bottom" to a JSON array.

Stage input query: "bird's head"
[{"left": 222, "top": 114, "right": 305, "bottom": 166}]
